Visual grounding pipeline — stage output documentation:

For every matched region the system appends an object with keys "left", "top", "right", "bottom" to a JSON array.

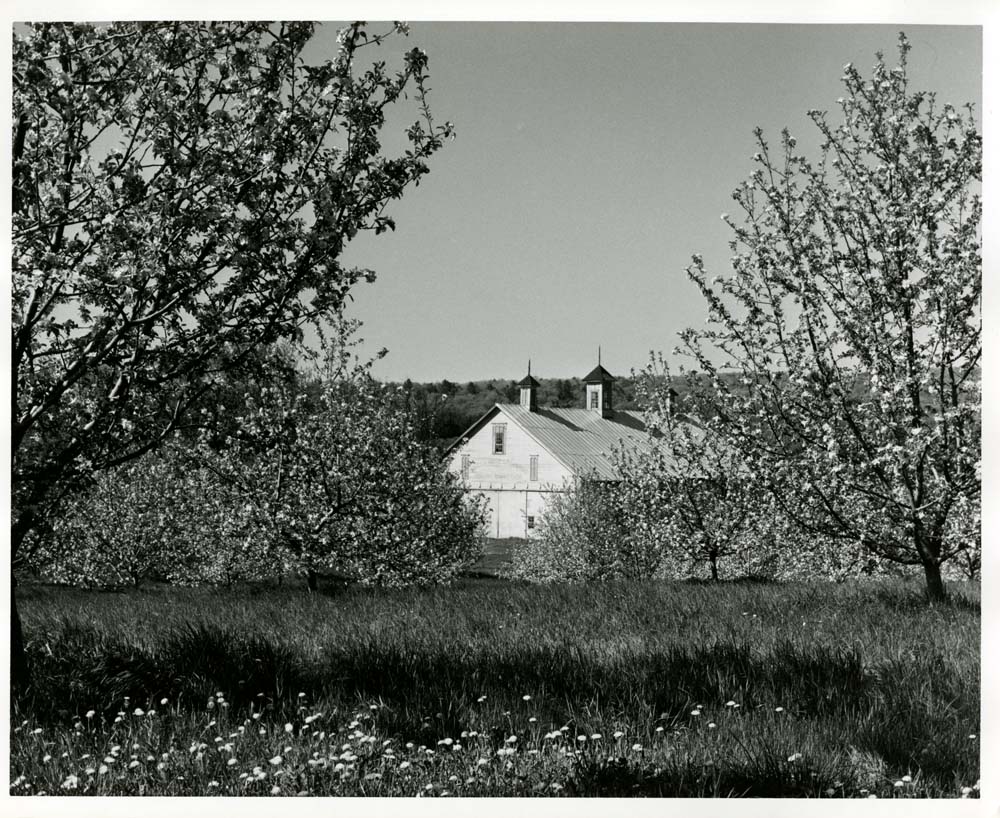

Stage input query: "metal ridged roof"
[{"left": 497, "top": 404, "right": 654, "bottom": 480}]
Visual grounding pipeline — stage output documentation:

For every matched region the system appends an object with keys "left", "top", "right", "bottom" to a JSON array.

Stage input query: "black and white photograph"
[{"left": 7, "top": 1, "right": 992, "bottom": 808}]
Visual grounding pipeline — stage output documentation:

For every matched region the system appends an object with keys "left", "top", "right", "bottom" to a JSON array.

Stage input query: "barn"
[{"left": 445, "top": 362, "right": 654, "bottom": 538}]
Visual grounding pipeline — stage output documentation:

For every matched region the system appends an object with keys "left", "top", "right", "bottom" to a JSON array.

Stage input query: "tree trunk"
[
  {"left": 306, "top": 568, "right": 318, "bottom": 593},
  {"left": 710, "top": 558, "right": 719, "bottom": 582},
  {"left": 11, "top": 571, "right": 29, "bottom": 696},
  {"left": 922, "top": 560, "right": 947, "bottom": 602}
]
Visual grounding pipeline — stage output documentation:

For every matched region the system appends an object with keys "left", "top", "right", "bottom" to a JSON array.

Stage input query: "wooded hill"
[{"left": 392, "top": 376, "right": 639, "bottom": 445}]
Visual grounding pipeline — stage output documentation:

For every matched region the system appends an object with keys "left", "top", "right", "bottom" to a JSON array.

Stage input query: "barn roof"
[
  {"left": 582, "top": 364, "right": 616, "bottom": 383},
  {"left": 447, "top": 403, "right": 671, "bottom": 481}
]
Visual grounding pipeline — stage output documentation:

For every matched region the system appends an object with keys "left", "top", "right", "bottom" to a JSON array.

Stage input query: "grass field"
[{"left": 11, "top": 577, "right": 980, "bottom": 797}]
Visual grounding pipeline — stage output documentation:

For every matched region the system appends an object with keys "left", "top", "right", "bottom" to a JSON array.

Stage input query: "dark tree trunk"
[
  {"left": 11, "top": 571, "right": 29, "bottom": 696},
  {"left": 922, "top": 560, "right": 947, "bottom": 602},
  {"left": 710, "top": 558, "right": 719, "bottom": 582},
  {"left": 306, "top": 568, "right": 318, "bottom": 593}
]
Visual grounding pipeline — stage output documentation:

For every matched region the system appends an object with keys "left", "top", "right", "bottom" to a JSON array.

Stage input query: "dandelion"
[
  {"left": 98, "top": 765, "right": 109, "bottom": 775},
  {"left": 477, "top": 758, "right": 490, "bottom": 767},
  {"left": 129, "top": 760, "right": 141, "bottom": 769},
  {"left": 522, "top": 695, "right": 531, "bottom": 701},
  {"left": 725, "top": 700, "right": 737, "bottom": 707},
  {"left": 284, "top": 723, "right": 294, "bottom": 733},
  {"left": 269, "top": 755, "right": 283, "bottom": 766},
  {"left": 529, "top": 717, "right": 537, "bottom": 723},
  {"left": 61, "top": 775, "right": 79, "bottom": 790},
  {"left": 961, "top": 787, "right": 972, "bottom": 797},
  {"left": 42, "top": 754, "right": 52, "bottom": 763},
  {"left": 775, "top": 707, "right": 785, "bottom": 713},
  {"left": 590, "top": 733, "right": 602, "bottom": 740},
  {"left": 690, "top": 709, "right": 701, "bottom": 717},
  {"left": 970, "top": 734, "right": 977, "bottom": 740},
  {"left": 902, "top": 775, "right": 912, "bottom": 783},
  {"left": 477, "top": 695, "right": 487, "bottom": 703},
  {"left": 147, "top": 710, "right": 156, "bottom": 717},
  {"left": 614, "top": 731, "right": 624, "bottom": 739},
  {"left": 632, "top": 744, "right": 643, "bottom": 752},
  {"left": 298, "top": 692, "right": 306, "bottom": 699},
  {"left": 160, "top": 698, "right": 169, "bottom": 705},
  {"left": 708, "top": 723, "right": 717, "bottom": 729},
  {"left": 399, "top": 761, "right": 411, "bottom": 770},
  {"left": 32, "top": 727, "right": 43, "bottom": 734},
  {"left": 577, "top": 735, "right": 587, "bottom": 742},
  {"left": 788, "top": 753, "right": 802, "bottom": 762},
  {"left": 133, "top": 708, "right": 145, "bottom": 716},
  {"left": 271, "top": 785, "right": 281, "bottom": 795},
  {"left": 894, "top": 780, "right": 904, "bottom": 788},
  {"left": 505, "top": 735, "right": 517, "bottom": 744},
  {"left": 655, "top": 726, "right": 665, "bottom": 733}
]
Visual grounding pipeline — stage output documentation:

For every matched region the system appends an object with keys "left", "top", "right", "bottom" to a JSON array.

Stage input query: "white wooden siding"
[{"left": 448, "top": 407, "right": 572, "bottom": 488}]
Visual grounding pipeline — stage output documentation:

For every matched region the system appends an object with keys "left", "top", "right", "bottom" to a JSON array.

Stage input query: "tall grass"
[{"left": 11, "top": 578, "right": 979, "bottom": 797}]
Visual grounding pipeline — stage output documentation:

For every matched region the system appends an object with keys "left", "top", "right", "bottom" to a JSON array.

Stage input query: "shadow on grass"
[
  {"left": 568, "top": 756, "right": 837, "bottom": 797},
  {"left": 15, "top": 612, "right": 976, "bottom": 790}
]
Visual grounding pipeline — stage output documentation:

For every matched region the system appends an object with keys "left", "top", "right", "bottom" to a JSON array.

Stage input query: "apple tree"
[
  {"left": 672, "top": 35, "right": 980, "bottom": 600},
  {"left": 12, "top": 20, "right": 453, "bottom": 687}
]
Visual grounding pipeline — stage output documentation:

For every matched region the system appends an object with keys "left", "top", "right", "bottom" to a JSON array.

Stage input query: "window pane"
[
  {"left": 492, "top": 424, "right": 505, "bottom": 454},
  {"left": 529, "top": 455, "right": 538, "bottom": 481}
]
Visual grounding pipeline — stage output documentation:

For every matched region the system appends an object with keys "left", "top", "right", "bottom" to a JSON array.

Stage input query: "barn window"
[
  {"left": 527, "top": 515, "right": 535, "bottom": 530},
  {"left": 492, "top": 423, "right": 506, "bottom": 454},
  {"left": 461, "top": 454, "right": 470, "bottom": 480},
  {"left": 529, "top": 455, "right": 538, "bottom": 481},
  {"left": 590, "top": 388, "right": 599, "bottom": 409}
]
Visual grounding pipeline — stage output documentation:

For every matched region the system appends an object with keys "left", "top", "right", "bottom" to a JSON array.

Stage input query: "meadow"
[{"left": 11, "top": 577, "right": 980, "bottom": 797}]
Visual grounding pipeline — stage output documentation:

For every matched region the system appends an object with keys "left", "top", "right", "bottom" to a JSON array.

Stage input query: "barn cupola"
[
  {"left": 518, "top": 361, "right": 540, "bottom": 412},
  {"left": 583, "top": 350, "right": 615, "bottom": 418}
]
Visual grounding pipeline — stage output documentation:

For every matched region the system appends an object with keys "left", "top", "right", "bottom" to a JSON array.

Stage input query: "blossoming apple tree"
[
  {"left": 672, "top": 35, "right": 980, "bottom": 600},
  {"left": 12, "top": 21, "right": 453, "bottom": 687},
  {"left": 195, "top": 329, "right": 487, "bottom": 590}
]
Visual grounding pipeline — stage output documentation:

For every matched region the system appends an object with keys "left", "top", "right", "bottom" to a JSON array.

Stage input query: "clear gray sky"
[{"left": 322, "top": 23, "right": 980, "bottom": 383}]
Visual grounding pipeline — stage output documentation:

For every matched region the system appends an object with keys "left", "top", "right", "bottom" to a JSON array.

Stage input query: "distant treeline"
[
  {"left": 390, "top": 376, "right": 639, "bottom": 444},
  {"left": 389, "top": 367, "right": 965, "bottom": 446}
]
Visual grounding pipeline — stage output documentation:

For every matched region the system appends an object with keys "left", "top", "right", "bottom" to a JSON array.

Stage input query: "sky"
[{"left": 294, "top": 22, "right": 984, "bottom": 383}]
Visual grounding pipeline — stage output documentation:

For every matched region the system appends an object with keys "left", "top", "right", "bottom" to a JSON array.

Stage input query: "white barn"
[{"left": 445, "top": 363, "right": 654, "bottom": 538}]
